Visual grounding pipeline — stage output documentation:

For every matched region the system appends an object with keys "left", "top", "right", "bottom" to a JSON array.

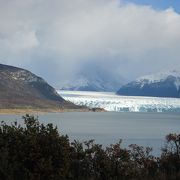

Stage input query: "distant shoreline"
[{"left": 0, "top": 107, "right": 105, "bottom": 115}]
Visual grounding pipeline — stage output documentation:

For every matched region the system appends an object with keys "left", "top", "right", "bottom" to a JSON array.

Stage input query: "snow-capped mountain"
[
  {"left": 61, "top": 70, "right": 127, "bottom": 92},
  {"left": 117, "top": 70, "right": 180, "bottom": 98}
]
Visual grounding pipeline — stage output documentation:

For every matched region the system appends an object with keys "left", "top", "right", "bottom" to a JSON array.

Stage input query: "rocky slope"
[{"left": 0, "top": 64, "right": 79, "bottom": 109}]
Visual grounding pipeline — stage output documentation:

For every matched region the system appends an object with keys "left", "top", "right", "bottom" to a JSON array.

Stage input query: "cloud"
[{"left": 0, "top": 0, "right": 180, "bottom": 86}]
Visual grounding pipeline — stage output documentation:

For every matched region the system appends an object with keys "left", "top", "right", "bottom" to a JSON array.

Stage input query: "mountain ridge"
[
  {"left": 117, "top": 70, "right": 180, "bottom": 98},
  {"left": 60, "top": 71, "right": 127, "bottom": 92},
  {"left": 0, "top": 63, "right": 79, "bottom": 110}
]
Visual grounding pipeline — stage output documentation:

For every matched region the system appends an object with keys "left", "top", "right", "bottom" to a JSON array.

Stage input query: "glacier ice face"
[{"left": 58, "top": 90, "right": 180, "bottom": 113}]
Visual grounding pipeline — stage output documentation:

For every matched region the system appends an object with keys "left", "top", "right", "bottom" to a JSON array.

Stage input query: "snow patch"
[
  {"left": 137, "top": 70, "right": 180, "bottom": 84},
  {"left": 10, "top": 70, "right": 44, "bottom": 83},
  {"left": 174, "top": 78, "right": 180, "bottom": 91}
]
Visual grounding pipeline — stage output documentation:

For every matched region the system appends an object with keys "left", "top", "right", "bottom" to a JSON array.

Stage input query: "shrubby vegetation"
[{"left": 0, "top": 115, "right": 180, "bottom": 180}]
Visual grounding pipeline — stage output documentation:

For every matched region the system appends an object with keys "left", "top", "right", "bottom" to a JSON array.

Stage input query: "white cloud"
[
  {"left": 0, "top": 0, "right": 180, "bottom": 85},
  {"left": 2, "top": 30, "right": 38, "bottom": 53}
]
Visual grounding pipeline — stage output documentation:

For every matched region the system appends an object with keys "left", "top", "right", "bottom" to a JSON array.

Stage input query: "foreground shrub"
[
  {"left": 0, "top": 115, "right": 180, "bottom": 180},
  {"left": 0, "top": 115, "right": 71, "bottom": 180}
]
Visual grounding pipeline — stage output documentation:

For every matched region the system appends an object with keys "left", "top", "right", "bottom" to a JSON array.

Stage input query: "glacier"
[{"left": 58, "top": 90, "right": 180, "bottom": 113}]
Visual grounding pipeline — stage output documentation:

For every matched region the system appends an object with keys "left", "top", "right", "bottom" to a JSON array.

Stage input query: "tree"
[{"left": 0, "top": 114, "right": 71, "bottom": 180}]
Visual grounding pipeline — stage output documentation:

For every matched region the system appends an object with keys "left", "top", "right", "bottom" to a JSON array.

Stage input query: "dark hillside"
[{"left": 0, "top": 64, "right": 78, "bottom": 109}]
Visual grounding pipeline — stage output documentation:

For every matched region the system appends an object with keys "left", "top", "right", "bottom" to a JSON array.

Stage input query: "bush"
[
  {"left": 0, "top": 115, "right": 71, "bottom": 180},
  {"left": 0, "top": 115, "right": 179, "bottom": 180}
]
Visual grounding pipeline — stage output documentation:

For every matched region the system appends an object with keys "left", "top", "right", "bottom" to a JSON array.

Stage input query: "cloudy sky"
[{"left": 0, "top": 0, "right": 180, "bottom": 87}]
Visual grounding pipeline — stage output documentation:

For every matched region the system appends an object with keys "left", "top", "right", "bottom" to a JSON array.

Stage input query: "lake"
[{"left": 0, "top": 112, "right": 180, "bottom": 156}]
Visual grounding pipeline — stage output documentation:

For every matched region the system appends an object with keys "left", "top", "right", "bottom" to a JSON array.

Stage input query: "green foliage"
[
  {"left": 0, "top": 114, "right": 180, "bottom": 180},
  {"left": 0, "top": 114, "right": 71, "bottom": 180}
]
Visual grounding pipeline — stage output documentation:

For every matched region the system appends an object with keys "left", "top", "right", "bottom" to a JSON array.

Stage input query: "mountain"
[
  {"left": 117, "top": 70, "right": 180, "bottom": 98},
  {"left": 61, "top": 70, "right": 127, "bottom": 92},
  {"left": 0, "top": 63, "right": 79, "bottom": 109}
]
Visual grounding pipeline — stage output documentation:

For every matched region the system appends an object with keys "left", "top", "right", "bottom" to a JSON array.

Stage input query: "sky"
[
  {"left": 0, "top": 0, "right": 180, "bottom": 87},
  {"left": 125, "top": 0, "right": 180, "bottom": 13}
]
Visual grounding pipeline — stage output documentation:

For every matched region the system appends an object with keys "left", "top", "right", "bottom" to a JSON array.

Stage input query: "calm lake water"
[{"left": 0, "top": 112, "right": 180, "bottom": 156}]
